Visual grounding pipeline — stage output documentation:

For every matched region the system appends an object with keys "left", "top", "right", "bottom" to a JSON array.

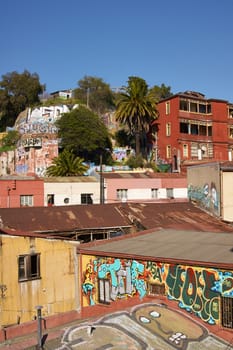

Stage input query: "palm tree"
[
  {"left": 115, "top": 76, "right": 158, "bottom": 156},
  {"left": 46, "top": 149, "right": 88, "bottom": 177}
]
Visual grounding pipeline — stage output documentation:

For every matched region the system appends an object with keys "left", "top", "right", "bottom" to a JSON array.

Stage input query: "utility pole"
[{"left": 100, "top": 154, "right": 104, "bottom": 204}]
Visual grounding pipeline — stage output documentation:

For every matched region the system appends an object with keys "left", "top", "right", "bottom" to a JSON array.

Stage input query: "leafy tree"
[
  {"left": 56, "top": 105, "right": 112, "bottom": 164},
  {"left": 0, "top": 70, "right": 44, "bottom": 131},
  {"left": 46, "top": 149, "right": 88, "bottom": 177},
  {"left": 0, "top": 130, "right": 20, "bottom": 152},
  {"left": 114, "top": 76, "right": 158, "bottom": 156},
  {"left": 149, "top": 83, "right": 173, "bottom": 101},
  {"left": 73, "top": 76, "right": 115, "bottom": 115},
  {"left": 114, "top": 128, "right": 135, "bottom": 148}
]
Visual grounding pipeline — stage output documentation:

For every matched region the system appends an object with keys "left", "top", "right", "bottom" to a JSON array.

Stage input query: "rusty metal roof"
[
  {"left": 103, "top": 172, "right": 186, "bottom": 179},
  {"left": 78, "top": 228, "right": 233, "bottom": 268},
  {"left": 0, "top": 202, "right": 232, "bottom": 236}
]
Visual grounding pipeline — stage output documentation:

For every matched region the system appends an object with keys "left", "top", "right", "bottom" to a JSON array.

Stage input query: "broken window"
[{"left": 18, "top": 254, "right": 40, "bottom": 282}]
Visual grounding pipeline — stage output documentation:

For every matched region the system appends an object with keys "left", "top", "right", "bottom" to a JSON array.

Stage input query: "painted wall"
[
  {"left": 81, "top": 255, "right": 233, "bottom": 326},
  {"left": 0, "top": 178, "right": 44, "bottom": 208},
  {"left": 44, "top": 178, "right": 100, "bottom": 206},
  {"left": 0, "top": 234, "right": 80, "bottom": 327},
  {"left": 104, "top": 177, "right": 187, "bottom": 203},
  {"left": 187, "top": 163, "right": 221, "bottom": 217}
]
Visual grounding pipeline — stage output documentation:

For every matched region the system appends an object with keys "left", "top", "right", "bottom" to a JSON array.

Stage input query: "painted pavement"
[{"left": 57, "top": 303, "right": 232, "bottom": 350}]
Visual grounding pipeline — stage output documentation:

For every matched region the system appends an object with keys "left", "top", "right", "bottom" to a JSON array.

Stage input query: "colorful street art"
[
  {"left": 60, "top": 303, "right": 231, "bottom": 349},
  {"left": 82, "top": 257, "right": 233, "bottom": 326},
  {"left": 188, "top": 182, "right": 219, "bottom": 214}
]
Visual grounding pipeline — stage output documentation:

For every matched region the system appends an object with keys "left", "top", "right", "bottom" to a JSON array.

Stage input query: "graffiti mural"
[
  {"left": 82, "top": 258, "right": 147, "bottom": 305},
  {"left": 188, "top": 182, "right": 219, "bottom": 214},
  {"left": 82, "top": 257, "right": 233, "bottom": 326}
]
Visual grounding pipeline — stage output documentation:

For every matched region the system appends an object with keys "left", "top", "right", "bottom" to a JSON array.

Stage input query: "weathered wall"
[{"left": 0, "top": 235, "right": 80, "bottom": 327}]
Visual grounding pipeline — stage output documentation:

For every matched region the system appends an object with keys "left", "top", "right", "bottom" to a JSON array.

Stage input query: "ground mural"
[{"left": 57, "top": 303, "right": 232, "bottom": 350}]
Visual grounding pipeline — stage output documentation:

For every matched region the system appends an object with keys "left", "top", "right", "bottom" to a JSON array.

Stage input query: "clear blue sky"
[{"left": 1, "top": 0, "right": 233, "bottom": 101}]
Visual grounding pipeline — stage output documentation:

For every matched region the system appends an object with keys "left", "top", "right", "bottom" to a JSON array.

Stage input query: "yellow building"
[{"left": 0, "top": 230, "right": 80, "bottom": 327}]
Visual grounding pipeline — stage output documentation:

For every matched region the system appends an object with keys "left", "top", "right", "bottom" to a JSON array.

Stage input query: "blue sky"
[{"left": 1, "top": 0, "right": 233, "bottom": 101}]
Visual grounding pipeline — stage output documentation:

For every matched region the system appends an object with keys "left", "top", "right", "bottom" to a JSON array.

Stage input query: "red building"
[
  {"left": 0, "top": 176, "right": 44, "bottom": 208},
  {"left": 153, "top": 91, "right": 233, "bottom": 170}
]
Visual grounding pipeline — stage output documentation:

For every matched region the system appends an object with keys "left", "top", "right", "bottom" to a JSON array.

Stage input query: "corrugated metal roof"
[
  {"left": 78, "top": 228, "right": 233, "bottom": 267},
  {"left": 43, "top": 176, "right": 98, "bottom": 183},
  {"left": 103, "top": 172, "right": 186, "bottom": 179},
  {"left": 0, "top": 202, "right": 232, "bottom": 235}
]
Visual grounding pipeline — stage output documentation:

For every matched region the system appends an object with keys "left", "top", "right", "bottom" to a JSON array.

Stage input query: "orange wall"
[{"left": 0, "top": 179, "right": 44, "bottom": 208}]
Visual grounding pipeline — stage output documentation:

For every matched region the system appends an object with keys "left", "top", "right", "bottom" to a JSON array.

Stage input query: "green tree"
[
  {"left": 0, "top": 70, "right": 44, "bottom": 131},
  {"left": 114, "top": 76, "right": 158, "bottom": 156},
  {"left": 46, "top": 149, "right": 88, "bottom": 177},
  {"left": 1, "top": 130, "right": 20, "bottom": 147},
  {"left": 149, "top": 83, "right": 173, "bottom": 101},
  {"left": 56, "top": 105, "right": 112, "bottom": 163},
  {"left": 73, "top": 76, "right": 114, "bottom": 115}
]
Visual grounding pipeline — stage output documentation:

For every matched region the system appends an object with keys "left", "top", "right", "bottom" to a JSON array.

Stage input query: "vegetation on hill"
[
  {"left": 56, "top": 105, "right": 113, "bottom": 164},
  {"left": 46, "top": 149, "right": 88, "bottom": 177},
  {"left": 0, "top": 70, "right": 44, "bottom": 131}
]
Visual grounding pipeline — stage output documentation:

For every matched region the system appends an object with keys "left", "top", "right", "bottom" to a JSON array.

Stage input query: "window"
[
  {"left": 20, "top": 195, "right": 33, "bottom": 207},
  {"left": 179, "top": 99, "right": 188, "bottom": 111},
  {"left": 229, "top": 126, "right": 233, "bottom": 139},
  {"left": 81, "top": 193, "right": 93, "bottom": 204},
  {"left": 180, "top": 122, "right": 189, "bottom": 134},
  {"left": 98, "top": 279, "right": 110, "bottom": 304},
  {"left": 229, "top": 106, "right": 233, "bottom": 118},
  {"left": 190, "top": 102, "right": 198, "bottom": 113},
  {"left": 166, "top": 188, "right": 174, "bottom": 199},
  {"left": 18, "top": 254, "right": 40, "bottom": 282},
  {"left": 148, "top": 283, "right": 165, "bottom": 296},
  {"left": 151, "top": 188, "right": 158, "bottom": 199},
  {"left": 117, "top": 189, "right": 128, "bottom": 201},
  {"left": 221, "top": 297, "right": 233, "bottom": 328},
  {"left": 47, "top": 194, "right": 54, "bottom": 206},
  {"left": 166, "top": 145, "right": 171, "bottom": 158},
  {"left": 166, "top": 122, "right": 171, "bottom": 136},
  {"left": 165, "top": 102, "right": 170, "bottom": 115},
  {"left": 183, "top": 144, "right": 188, "bottom": 157}
]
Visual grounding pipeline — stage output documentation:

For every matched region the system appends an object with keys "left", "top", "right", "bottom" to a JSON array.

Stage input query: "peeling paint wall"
[{"left": 0, "top": 235, "right": 79, "bottom": 327}]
